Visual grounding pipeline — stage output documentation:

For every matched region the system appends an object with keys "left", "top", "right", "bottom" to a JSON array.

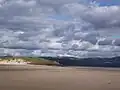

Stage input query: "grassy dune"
[{"left": 0, "top": 57, "right": 59, "bottom": 66}]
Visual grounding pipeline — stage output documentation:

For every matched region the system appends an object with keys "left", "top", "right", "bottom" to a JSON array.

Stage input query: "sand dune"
[{"left": 0, "top": 65, "right": 120, "bottom": 90}]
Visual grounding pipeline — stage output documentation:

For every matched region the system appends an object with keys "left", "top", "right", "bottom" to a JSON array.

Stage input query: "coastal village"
[
  {"left": 0, "top": 56, "right": 59, "bottom": 65},
  {"left": 0, "top": 58, "right": 30, "bottom": 65}
]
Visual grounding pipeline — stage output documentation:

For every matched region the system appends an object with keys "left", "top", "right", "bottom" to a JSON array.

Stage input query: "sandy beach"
[{"left": 0, "top": 65, "right": 120, "bottom": 90}]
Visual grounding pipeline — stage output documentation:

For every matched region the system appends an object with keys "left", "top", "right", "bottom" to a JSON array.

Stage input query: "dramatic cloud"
[{"left": 0, "top": 0, "right": 120, "bottom": 57}]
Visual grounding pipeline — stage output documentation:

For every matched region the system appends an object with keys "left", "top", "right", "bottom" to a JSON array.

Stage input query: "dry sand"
[{"left": 0, "top": 65, "right": 120, "bottom": 90}]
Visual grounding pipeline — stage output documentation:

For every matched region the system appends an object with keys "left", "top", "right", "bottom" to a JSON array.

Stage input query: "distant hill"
[
  {"left": 1, "top": 56, "right": 120, "bottom": 67},
  {"left": 41, "top": 56, "right": 120, "bottom": 67}
]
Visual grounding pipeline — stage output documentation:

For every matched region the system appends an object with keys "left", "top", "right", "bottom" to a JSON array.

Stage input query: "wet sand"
[{"left": 0, "top": 65, "right": 120, "bottom": 90}]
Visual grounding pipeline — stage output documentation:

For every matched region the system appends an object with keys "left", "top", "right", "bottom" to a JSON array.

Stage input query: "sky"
[
  {"left": 96, "top": 0, "right": 120, "bottom": 6},
  {"left": 0, "top": 0, "right": 120, "bottom": 58}
]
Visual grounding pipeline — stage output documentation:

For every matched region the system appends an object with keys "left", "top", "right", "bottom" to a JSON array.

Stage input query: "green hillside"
[{"left": 0, "top": 57, "right": 59, "bottom": 66}]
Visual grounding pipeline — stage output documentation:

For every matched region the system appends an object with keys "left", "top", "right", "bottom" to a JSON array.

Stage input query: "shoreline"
[{"left": 0, "top": 64, "right": 120, "bottom": 72}]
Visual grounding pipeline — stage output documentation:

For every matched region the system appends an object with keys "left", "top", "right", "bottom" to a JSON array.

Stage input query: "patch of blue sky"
[
  {"left": 95, "top": 0, "right": 120, "bottom": 6},
  {"left": 111, "top": 35, "right": 120, "bottom": 39},
  {"left": 82, "top": 0, "right": 120, "bottom": 6},
  {"left": 106, "top": 35, "right": 120, "bottom": 39},
  {"left": 48, "top": 15, "right": 73, "bottom": 21}
]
